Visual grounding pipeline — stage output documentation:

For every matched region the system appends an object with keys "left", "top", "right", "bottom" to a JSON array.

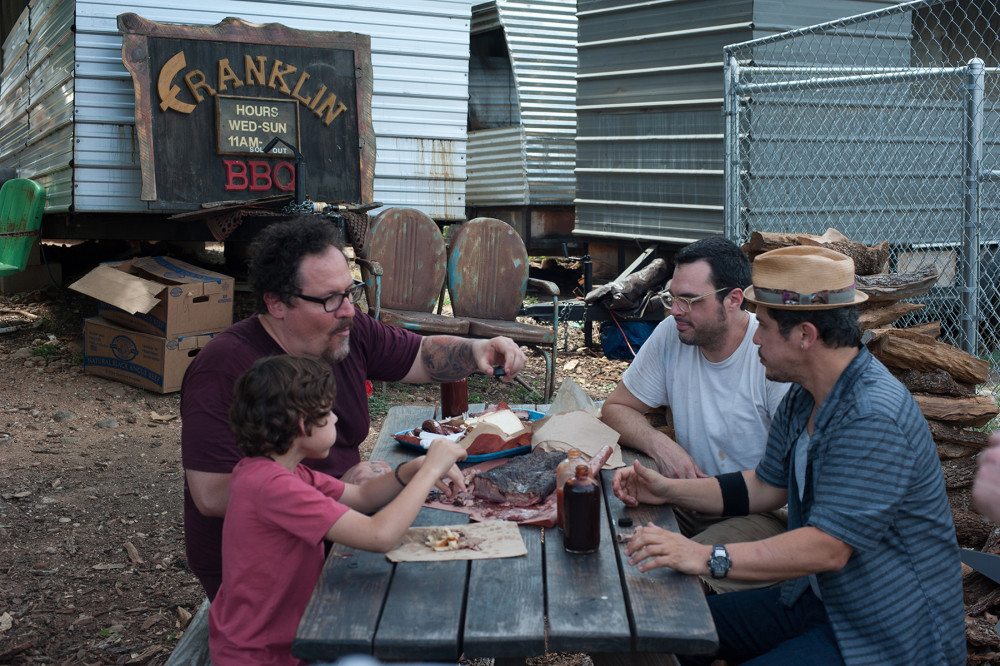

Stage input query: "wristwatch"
[{"left": 708, "top": 544, "right": 731, "bottom": 579}]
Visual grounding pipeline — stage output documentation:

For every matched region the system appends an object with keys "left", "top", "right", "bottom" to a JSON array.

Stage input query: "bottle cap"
[{"left": 617, "top": 517, "right": 634, "bottom": 528}]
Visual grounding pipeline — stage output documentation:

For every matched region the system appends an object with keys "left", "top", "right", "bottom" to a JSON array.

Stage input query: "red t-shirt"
[
  {"left": 181, "top": 309, "right": 421, "bottom": 599},
  {"left": 208, "top": 457, "right": 349, "bottom": 665}
]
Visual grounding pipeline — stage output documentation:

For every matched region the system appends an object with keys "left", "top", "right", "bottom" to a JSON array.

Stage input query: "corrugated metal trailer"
[
  {"left": 574, "top": 0, "right": 898, "bottom": 248},
  {"left": 0, "top": 0, "right": 474, "bottom": 239},
  {"left": 465, "top": 0, "right": 579, "bottom": 250}
]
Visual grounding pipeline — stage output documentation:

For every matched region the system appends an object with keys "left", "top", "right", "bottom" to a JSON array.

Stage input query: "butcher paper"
[
  {"left": 531, "top": 410, "right": 625, "bottom": 469},
  {"left": 385, "top": 520, "right": 527, "bottom": 562}
]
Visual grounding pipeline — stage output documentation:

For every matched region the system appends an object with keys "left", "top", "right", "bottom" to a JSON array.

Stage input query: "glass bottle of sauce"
[
  {"left": 563, "top": 464, "right": 600, "bottom": 554},
  {"left": 555, "top": 448, "right": 584, "bottom": 529}
]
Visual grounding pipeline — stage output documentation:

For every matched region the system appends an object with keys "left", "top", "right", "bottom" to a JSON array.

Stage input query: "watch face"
[{"left": 709, "top": 546, "right": 730, "bottom": 579}]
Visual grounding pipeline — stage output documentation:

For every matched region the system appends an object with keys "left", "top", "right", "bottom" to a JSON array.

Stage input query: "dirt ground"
[{"left": 0, "top": 276, "right": 628, "bottom": 666}]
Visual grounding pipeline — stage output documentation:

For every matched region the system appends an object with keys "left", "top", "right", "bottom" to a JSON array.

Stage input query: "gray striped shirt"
[{"left": 757, "top": 347, "right": 965, "bottom": 665}]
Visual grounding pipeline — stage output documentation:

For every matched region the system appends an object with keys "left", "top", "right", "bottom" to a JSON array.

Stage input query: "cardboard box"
[
  {"left": 69, "top": 256, "right": 234, "bottom": 338},
  {"left": 83, "top": 317, "right": 216, "bottom": 393}
]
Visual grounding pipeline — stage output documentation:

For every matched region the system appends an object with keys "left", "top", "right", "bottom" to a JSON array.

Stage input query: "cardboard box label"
[{"left": 83, "top": 317, "right": 215, "bottom": 393}]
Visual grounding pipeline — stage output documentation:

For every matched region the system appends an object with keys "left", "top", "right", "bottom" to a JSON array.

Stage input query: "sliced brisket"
[{"left": 470, "top": 451, "right": 565, "bottom": 507}]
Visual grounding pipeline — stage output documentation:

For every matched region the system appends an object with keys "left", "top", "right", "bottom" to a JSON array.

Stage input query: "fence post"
[
  {"left": 962, "top": 57, "right": 984, "bottom": 355},
  {"left": 724, "top": 52, "right": 741, "bottom": 242}
]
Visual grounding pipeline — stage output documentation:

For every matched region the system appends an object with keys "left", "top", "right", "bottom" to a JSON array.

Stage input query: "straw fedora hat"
[{"left": 743, "top": 246, "right": 868, "bottom": 310}]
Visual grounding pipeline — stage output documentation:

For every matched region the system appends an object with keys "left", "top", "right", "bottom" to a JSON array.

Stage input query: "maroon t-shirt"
[{"left": 181, "top": 309, "right": 421, "bottom": 599}]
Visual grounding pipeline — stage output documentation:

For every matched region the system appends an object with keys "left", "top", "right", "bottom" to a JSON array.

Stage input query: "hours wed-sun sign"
[{"left": 119, "top": 13, "right": 375, "bottom": 210}]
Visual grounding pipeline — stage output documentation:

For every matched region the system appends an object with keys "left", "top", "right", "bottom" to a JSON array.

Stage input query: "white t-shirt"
[{"left": 621, "top": 312, "right": 790, "bottom": 476}]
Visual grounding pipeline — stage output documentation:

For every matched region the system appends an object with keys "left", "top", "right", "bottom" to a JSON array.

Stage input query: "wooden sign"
[{"left": 119, "top": 13, "right": 375, "bottom": 209}]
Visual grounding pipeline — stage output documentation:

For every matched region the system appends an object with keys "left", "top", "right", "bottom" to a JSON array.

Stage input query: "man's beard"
[
  {"left": 758, "top": 350, "right": 794, "bottom": 384},
  {"left": 676, "top": 304, "right": 727, "bottom": 348},
  {"left": 321, "top": 325, "right": 352, "bottom": 364}
]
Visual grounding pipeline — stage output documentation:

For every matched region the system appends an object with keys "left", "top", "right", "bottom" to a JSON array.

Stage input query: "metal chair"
[
  {"left": 0, "top": 178, "right": 46, "bottom": 276},
  {"left": 446, "top": 217, "right": 560, "bottom": 401},
  {"left": 359, "top": 207, "right": 469, "bottom": 335}
]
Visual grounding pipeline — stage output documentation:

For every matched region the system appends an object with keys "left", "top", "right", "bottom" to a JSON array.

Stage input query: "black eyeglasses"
[{"left": 294, "top": 280, "right": 366, "bottom": 312}]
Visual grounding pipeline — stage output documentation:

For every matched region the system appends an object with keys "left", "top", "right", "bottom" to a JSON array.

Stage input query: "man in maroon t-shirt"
[{"left": 181, "top": 216, "right": 526, "bottom": 600}]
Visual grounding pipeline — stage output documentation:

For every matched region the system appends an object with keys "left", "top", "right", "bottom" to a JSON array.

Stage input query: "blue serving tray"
[{"left": 394, "top": 408, "right": 545, "bottom": 463}]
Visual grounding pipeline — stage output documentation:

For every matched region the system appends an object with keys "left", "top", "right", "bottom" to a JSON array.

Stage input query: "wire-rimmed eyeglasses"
[
  {"left": 294, "top": 280, "right": 366, "bottom": 312},
  {"left": 657, "top": 287, "right": 728, "bottom": 313}
]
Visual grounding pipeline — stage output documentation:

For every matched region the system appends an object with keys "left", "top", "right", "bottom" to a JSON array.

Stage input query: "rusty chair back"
[
  {"left": 360, "top": 207, "right": 469, "bottom": 335},
  {"left": 447, "top": 217, "right": 559, "bottom": 401}
]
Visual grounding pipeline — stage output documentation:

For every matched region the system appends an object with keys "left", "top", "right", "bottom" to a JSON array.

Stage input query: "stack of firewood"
[{"left": 744, "top": 229, "right": 1000, "bottom": 660}]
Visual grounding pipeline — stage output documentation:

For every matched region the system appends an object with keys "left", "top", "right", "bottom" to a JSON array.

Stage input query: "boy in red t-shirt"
[{"left": 208, "top": 355, "right": 467, "bottom": 665}]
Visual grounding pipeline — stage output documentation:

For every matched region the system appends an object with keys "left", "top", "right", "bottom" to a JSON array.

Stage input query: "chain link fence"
[{"left": 724, "top": 0, "right": 1000, "bottom": 422}]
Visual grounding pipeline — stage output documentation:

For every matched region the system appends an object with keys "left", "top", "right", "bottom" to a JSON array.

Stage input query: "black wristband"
[
  {"left": 393, "top": 461, "right": 408, "bottom": 487},
  {"left": 716, "top": 472, "right": 749, "bottom": 517}
]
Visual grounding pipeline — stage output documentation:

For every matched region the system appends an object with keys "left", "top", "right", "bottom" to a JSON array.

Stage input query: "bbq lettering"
[
  {"left": 223, "top": 159, "right": 296, "bottom": 192},
  {"left": 157, "top": 51, "right": 349, "bottom": 126}
]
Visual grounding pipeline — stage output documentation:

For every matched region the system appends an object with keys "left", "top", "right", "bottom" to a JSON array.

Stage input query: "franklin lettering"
[{"left": 156, "top": 51, "right": 349, "bottom": 126}]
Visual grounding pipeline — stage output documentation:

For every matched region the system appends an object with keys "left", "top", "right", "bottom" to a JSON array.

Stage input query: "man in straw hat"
[
  {"left": 613, "top": 246, "right": 965, "bottom": 664},
  {"left": 601, "top": 237, "right": 790, "bottom": 594}
]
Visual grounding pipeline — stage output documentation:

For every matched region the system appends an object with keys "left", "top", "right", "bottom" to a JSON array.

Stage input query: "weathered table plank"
[
  {"left": 463, "top": 524, "right": 546, "bottom": 658},
  {"left": 545, "top": 491, "right": 632, "bottom": 654},
  {"left": 375, "top": 508, "right": 470, "bottom": 662},
  {"left": 294, "top": 543, "right": 394, "bottom": 661},
  {"left": 601, "top": 468, "right": 718, "bottom": 656}
]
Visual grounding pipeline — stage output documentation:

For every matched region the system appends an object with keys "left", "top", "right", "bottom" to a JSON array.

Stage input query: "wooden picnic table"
[{"left": 293, "top": 404, "right": 718, "bottom": 664}]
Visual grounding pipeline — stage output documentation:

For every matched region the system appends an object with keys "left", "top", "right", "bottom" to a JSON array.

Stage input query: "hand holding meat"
[
  {"left": 625, "top": 523, "right": 709, "bottom": 575},
  {"left": 421, "top": 437, "right": 469, "bottom": 496},
  {"left": 473, "top": 336, "right": 526, "bottom": 382},
  {"left": 613, "top": 460, "right": 672, "bottom": 507},
  {"left": 973, "top": 433, "right": 1000, "bottom": 523}
]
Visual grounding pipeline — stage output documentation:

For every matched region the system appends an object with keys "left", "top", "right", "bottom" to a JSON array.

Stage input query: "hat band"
[{"left": 753, "top": 284, "right": 857, "bottom": 307}]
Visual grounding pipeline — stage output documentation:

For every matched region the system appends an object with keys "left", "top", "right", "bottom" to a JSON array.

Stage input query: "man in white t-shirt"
[{"left": 601, "top": 237, "right": 790, "bottom": 593}]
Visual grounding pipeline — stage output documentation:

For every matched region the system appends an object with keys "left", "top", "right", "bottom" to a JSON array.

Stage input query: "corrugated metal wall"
[
  {"left": 1, "top": 0, "right": 474, "bottom": 219},
  {"left": 466, "top": 0, "right": 576, "bottom": 206},
  {"left": 574, "top": 0, "right": 897, "bottom": 245},
  {"left": 0, "top": 0, "right": 75, "bottom": 211}
]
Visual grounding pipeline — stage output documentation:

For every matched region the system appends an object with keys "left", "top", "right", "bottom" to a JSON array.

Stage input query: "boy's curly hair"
[{"left": 229, "top": 355, "right": 338, "bottom": 458}]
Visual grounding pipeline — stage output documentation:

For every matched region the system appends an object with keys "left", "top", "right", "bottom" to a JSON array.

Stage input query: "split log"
[
  {"left": 913, "top": 393, "right": 998, "bottom": 428},
  {"left": 742, "top": 229, "right": 889, "bottom": 275},
  {"left": 857, "top": 301, "right": 924, "bottom": 330},
  {"left": 856, "top": 265, "right": 939, "bottom": 302},
  {"left": 866, "top": 328, "right": 990, "bottom": 385},
  {"left": 985, "top": 528, "right": 1000, "bottom": 553},
  {"left": 927, "top": 419, "right": 992, "bottom": 448},
  {"left": 897, "top": 369, "right": 976, "bottom": 398},
  {"left": 967, "top": 614, "right": 1000, "bottom": 647},
  {"left": 965, "top": 572, "right": 1000, "bottom": 616},
  {"left": 903, "top": 321, "right": 941, "bottom": 339},
  {"left": 943, "top": 456, "right": 978, "bottom": 490},
  {"left": 954, "top": 508, "right": 994, "bottom": 549},
  {"left": 939, "top": 442, "right": 981, "bottom": 458}
]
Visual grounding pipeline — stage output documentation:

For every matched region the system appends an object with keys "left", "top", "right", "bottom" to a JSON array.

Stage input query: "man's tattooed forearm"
[{"left": 420, "top": 336, "right": 477, "bottom": 382}]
